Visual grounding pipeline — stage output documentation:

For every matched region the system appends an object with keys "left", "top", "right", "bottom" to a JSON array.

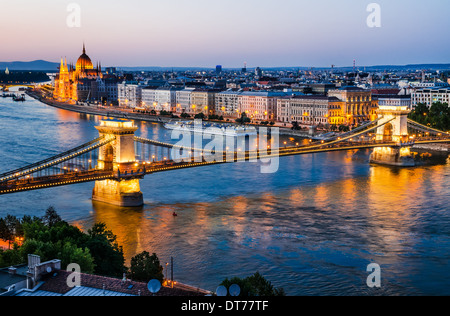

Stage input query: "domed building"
[
  {"left": 76, "top": 44, "right": 94, "bottom": 71},
  {"left": 54, "top": 44, "right": 118, "bottom": 104}
]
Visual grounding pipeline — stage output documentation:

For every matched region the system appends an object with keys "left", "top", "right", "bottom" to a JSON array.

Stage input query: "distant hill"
[
  {"left": 121, "top": 64, "right": 450, "bottom": 72},
  {"left": 0, "top": 60, "right": 59, "bottom": 71},
  {"left": 0, "top": 71, "right": 50, "bottom": 84},
  {"left": 120, "top": 66, "right": 213, "bottom": 72},
  {"left": 1, "top": 60, "right": 450, "bottom": 72},
  {"left": 314, "top": 64, "right": 450, "bottom": 72}
]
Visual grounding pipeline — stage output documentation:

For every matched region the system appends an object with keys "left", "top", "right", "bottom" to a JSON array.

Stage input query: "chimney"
[
  {"left": 28, "top": 254, "right": 41, "bottom": 270},
  {"left": 26, "top": 258, "right": 61, "bottom": 290}
]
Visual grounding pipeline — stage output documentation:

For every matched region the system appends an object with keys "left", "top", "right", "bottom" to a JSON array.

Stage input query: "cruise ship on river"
[{"left": 164, "top": 120, "right": 257, "bottom": 137}]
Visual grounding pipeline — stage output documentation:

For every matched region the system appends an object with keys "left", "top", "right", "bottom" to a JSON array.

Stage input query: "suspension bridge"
[{"left": 0, "top": 106, "right": 449, "bottom": 206}]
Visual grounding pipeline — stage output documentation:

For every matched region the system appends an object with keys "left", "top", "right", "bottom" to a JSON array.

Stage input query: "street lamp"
[{"left": 165, "top": 262, "right": 169, "bottom": 279}]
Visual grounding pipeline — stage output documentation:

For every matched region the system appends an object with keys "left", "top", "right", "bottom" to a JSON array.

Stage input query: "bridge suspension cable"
[
  {"left": 323, "top": 117, "right": 383, "bottom": 142},
  {"left": 291, "top": 118, "right": 395, "bottom": 152},
  {"left": 0, "top": 136, "right": 115, "bottom": 183},
  {"left": 136, "top": 118, "right": 395, "bottom": 159},
  {"left": 407, "top": 119, "right": 450, "bottom": 135}
]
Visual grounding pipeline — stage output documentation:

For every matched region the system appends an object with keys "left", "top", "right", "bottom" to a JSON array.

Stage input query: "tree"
[
  {"left": 409, "top": 102, "right": 450, "bottom": 131},
  {"left": 0, "top": 215, "right": 21, "bottom": 249},
  {"left": 22, "top": 213, "right": 85, "bottom": 246},
  {"left": 194, "top": 112, "right": 206, "bottom": 120},
  {"left": 291, "top": 121, "right": 301, "bottom": 130},
  {"left": 339, "top": 124, "right": 350, "bottom": 132},
  {"left": 19, "top": 239, "right": 58, "bottom": 263},
  {"left": 330, "top": 124, "right": 339, "bottom": 132},
  {"left": 129, "top": 251, "right": 164, "bottom": 283},
  {"left": 236, "top": 113, "right": 251, "bottom": 125},
  {"left": 220, "top": 272, "right": 285, "bottom": 297},
  {"left": 42, "top": 206, "right": 63, "bottom": 228},
  {"left": 0, "top": 247, "right": 22, "bottom": 267},
  {"left": 0, "top": 218, "right": 13, "bottom": 247},
  {"left": 1, "top": 210, "right": 122, "bottom": 277},
  {"left": 58, "top": 242, "right": 95, "bottom": 274},
  {"left": 85, "top": 223, "right": 125, "bottom": 277}
]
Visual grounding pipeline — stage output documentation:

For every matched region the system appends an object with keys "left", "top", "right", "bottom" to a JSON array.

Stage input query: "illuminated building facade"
[
  {"left": 277, "top": 95, "right": 343, "bottom": 126},
  {"left": 175, "top": 88, "right": 195, "bottom": 114},
  {"left": 53, "top": 44, "right": 118, "bottom": 104},
  {"left": 238, "top": 91, "right": 286, "bottom": 121},
  {"left": 215, "top": 90, "right": 242, "bottom": 118},
  {"left": 190, "top": 89, "right": 218, "bottom": 116},
  {"left": 328, "top": 87, "right": 376, "bottom": 125}
]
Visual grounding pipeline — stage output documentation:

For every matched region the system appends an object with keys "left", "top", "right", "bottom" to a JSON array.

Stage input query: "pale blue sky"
[{"left": 1, "top": 0, "right": 449, "bottom": 67}]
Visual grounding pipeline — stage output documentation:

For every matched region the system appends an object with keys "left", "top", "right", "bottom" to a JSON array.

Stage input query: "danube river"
[{"left": 1, "top": 91, "right": 449, "bottom": 296}]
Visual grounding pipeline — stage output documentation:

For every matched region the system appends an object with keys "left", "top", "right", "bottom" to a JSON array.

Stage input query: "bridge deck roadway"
[{"left": 1, "top": 137, "right": 449, "bottom": 195}]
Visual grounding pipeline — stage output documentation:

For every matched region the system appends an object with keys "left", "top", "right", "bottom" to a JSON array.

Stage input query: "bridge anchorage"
[{"left": 92, "top": 119, "right": 144, "bottom": 207}]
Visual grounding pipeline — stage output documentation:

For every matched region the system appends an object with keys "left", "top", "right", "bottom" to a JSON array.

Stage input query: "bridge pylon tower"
[
  {"left": 370, "top": 105, "right": 415, "bottom": 166},
  {"left": 92, "top": 119, "right": 144, "bottom": 207}
]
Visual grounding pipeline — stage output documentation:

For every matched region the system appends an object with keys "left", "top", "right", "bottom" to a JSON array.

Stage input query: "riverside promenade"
[{"left": 26, "top": 90, "right": 174, "bottom": 124}]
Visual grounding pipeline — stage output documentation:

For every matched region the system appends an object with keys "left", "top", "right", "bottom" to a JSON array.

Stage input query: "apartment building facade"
[
  {"left": 118, "top": 82, "right": 142, "bottom": 108},
  {"left": 190, "top": 89, "right": 219, "bottom": 115},
  {"left": 238, "top": 91, "right": 286, "bottom": 121},
  {"left": 175, "top": 88, "right": 195, "bottom": 114},
  {"left": 215, "top": 90, "right": 242, "bottom": 118},
  {"left": 411, "top": 87, "right": 450, "bottom": 108},
  {"left": 277, "top": 96, "right": 343, "bottom": 126},
  {"left": 141, "top": 86, "right": 181, "bottom": 112}
]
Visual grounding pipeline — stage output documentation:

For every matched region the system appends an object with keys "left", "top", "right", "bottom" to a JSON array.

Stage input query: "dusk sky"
[{"left": 1, "top": 0, "right": 450, "bottom": 68}]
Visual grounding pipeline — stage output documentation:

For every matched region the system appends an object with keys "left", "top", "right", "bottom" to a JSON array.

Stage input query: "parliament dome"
[{"left": 76, "top": 44, "right": 93, "bottom": 71}]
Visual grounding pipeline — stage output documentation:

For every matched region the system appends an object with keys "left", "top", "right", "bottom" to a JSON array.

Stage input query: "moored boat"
[
  {"left": 164, "top": 120, "right": 257, "bottom": 137},
  {"left": 12, "top": 94, "right": 26, "bottom": 102}
]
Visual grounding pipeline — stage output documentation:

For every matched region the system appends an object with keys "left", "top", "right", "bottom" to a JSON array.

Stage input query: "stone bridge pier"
[
  {"left": 92, "top": 119, "right": 144, "bottom": 207},
  {"left": 370, "top": 105, "right": 415, "bottom": 167}
]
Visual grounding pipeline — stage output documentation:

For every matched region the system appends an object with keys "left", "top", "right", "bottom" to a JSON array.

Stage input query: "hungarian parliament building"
[{"left": 53, "top": 44, "right": 118, "bottom": 103}]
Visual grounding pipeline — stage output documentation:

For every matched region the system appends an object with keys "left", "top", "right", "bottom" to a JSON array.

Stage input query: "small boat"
[{"left": 13, "top": 94, "right": 26, "bottom": 102}]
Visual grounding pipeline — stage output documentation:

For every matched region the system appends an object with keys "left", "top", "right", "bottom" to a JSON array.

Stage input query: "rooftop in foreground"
[
  {"left": 27, "top": 270, "right": 208, "bottom": 297},
  {"left": 1, "top": 255, "right": 210, "bottom": 297}
]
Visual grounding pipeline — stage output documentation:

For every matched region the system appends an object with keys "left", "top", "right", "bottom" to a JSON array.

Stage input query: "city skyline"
[{"left": 1, "top": 0, "right": 450, "bottom": 68}]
